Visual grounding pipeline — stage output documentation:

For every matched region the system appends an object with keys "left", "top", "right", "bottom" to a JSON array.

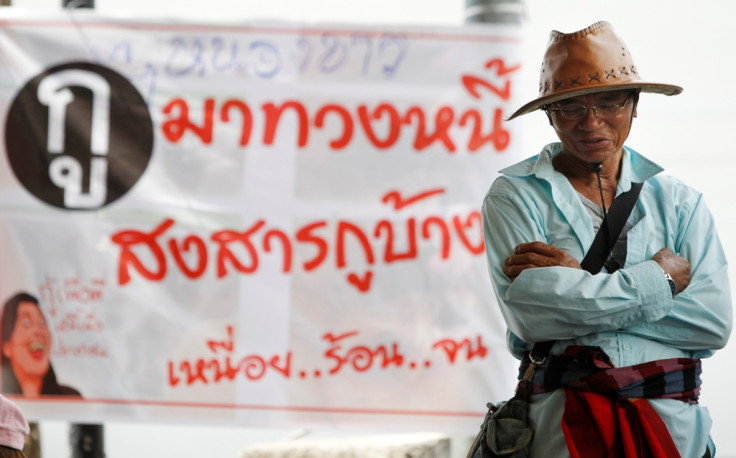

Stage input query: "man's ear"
[
  {"left": 632, "top": 93, "right": 640, "bottom": 118},
  {"left": 544, "top": 110, "right": 553, "bottom": 126}
]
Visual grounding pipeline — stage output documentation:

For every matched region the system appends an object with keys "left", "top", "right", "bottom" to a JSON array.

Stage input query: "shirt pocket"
[{"left": 623, "top": 214, "right": 664, "bottom": 267}]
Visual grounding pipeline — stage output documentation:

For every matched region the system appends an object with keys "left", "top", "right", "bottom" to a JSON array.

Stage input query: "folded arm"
[{"left": 482, "top": 188, "right": 731, "bottom": 352}]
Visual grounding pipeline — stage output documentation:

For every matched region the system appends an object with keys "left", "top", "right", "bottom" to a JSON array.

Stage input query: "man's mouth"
[{"left": 581, "top": 138, "right": 607, "bottom": 145}]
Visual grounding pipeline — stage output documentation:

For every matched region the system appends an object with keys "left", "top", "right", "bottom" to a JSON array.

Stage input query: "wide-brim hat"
[{"left": 507, "top": 21, "right": 682, "bottom": 120}]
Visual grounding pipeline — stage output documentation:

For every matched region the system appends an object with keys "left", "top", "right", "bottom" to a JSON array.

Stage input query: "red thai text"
[
  {"left": 168, "top": 326, "right": 291, "bottom": 386},
  {"left": 110, "top": 188, "right": 484, "bottom": 293},
  {"left": 160, "top": 57, "right": 519, "bottom": 154},
  {"left": 167, "top": 326, "right": 491, "bottom": 386}
]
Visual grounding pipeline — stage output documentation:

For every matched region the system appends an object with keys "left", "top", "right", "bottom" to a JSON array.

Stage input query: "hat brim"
[{"left": 506, "top": 82, "right": 683, "bottom": 120}]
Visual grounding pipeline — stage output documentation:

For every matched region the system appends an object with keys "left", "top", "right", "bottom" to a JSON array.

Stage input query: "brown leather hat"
[{"left": 507, "top": 21, "right": 682, "bottom": 120}]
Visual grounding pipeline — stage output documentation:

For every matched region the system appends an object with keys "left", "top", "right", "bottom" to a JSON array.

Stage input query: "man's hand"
[
  {"left": 651, "top": 247, "right": 690, "bottom": 294},
  {"left": 503, "top": 241, "right": 582, "bottom": 281}
]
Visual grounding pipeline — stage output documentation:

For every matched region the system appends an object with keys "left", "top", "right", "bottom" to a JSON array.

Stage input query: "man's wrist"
[{"left": 663, "top": 271, "right": 677, "bottom": 298}]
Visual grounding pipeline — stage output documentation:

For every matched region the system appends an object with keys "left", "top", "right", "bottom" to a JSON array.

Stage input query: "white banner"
[{"left": 0, "top": 11, "right": 523, "bottom": 432}]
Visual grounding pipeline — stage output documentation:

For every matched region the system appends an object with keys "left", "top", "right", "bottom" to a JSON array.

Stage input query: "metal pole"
[
  {"left": 58, "top": 0, "right": 105, "bottom": 448},
  {"left": 62, "top": 0, "right": 95, "bottom": 7},
  {"left": 464, "top": 0, "right": 523, "bottom": 24},
  {"left": 64, "top": 0, "right": 103, "bottom": 454},
  {"left": 60, "top": 0, "right": 101, "bottom": 455},
  {"left": 69, "top": 424, "right": 105, "bottom": 458}
]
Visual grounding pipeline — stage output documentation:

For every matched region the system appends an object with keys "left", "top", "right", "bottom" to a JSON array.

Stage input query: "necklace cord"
[{"left": 595, "top": 166, "right": 612, "bottom": 253}]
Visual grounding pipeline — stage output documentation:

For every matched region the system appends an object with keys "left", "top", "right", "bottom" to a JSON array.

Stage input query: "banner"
[{"left": 0, "top": 11, "right": 523, "bottom": 432}]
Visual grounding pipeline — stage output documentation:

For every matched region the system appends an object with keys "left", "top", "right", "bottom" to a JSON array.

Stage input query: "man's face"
[{"left": 547, "top": 90, "right": 638, "bottom": 165}]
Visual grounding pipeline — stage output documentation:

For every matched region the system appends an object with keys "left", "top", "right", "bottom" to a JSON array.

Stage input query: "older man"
[{"left": 482, "top": 21, "right": 732, "bottom": 457}]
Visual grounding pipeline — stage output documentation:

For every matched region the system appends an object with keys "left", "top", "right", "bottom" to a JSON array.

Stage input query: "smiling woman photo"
[{"left": 1, "top": 292, "right": 80, "bottom": 397}]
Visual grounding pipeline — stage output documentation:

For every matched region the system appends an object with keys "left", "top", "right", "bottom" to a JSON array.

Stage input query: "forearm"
[
  {"left": 493, "top": 260, "right": 672, "bottom": 342},
  {"left": 623, "top": 261, "right": 732, "bottom": 354}
]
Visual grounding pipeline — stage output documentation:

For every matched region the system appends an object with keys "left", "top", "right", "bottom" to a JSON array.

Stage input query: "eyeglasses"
[{"left": 546, "top": 95, "right": 632, "bottom": 121}]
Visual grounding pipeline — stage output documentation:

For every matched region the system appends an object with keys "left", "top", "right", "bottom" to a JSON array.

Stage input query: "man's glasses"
[{"left": 545, "top": 95, "right": 632, "bottom": 121}]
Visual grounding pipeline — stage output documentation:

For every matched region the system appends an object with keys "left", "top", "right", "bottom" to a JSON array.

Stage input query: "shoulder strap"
[
  {"left": 529, "top": 182, "right": 644, "bottom": 361},
  {"left": 580, "top": 182, "right": 643, "bottom": 274}
]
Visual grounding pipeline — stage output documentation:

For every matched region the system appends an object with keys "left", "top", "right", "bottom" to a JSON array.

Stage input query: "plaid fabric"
[
  {"left": 518, "top": 346, "right": 701, "bottom": 458},
  {"left": 519, "top": 345, "right": 702, "bottom": 403}
]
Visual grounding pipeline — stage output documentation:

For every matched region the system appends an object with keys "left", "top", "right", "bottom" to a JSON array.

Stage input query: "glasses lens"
[
  {"left": 558, "top": 106, "right": 586, "bottom": 120},
  {"left": 595, "top": 104, "right": 623, "bottom": 119}
]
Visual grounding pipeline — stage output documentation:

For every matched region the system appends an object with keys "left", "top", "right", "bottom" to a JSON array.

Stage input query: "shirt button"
[{"left": 623, "top": 344, "right": 631, "bottom": 351}]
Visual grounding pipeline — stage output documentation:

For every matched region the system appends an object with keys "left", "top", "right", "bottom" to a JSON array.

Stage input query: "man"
[{"left": 482, "top": 21, "right": 732, "bottom": 457}]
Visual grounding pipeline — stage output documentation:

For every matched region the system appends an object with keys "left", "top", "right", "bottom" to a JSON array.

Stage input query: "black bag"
[
  {"left": 466, "top": 398, "right": 533, "bottom": 458},
  {"left": 465, "top": 342, "right": 547, "bottom": 458}
]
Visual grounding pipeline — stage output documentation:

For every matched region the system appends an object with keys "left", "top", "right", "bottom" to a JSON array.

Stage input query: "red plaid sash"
[{"left": 519, "top": 346, "right": 701, "bottom": 458}]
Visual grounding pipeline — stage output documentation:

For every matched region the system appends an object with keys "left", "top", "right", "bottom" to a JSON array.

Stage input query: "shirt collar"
[{"left": 499, "top": 142, "right": 663, "bottom": 191}]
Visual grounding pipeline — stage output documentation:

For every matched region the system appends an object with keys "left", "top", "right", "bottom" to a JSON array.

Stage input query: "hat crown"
[
  {"left": 505, "top": 21, "right": 682, "bottom": 120},
  {"left": 539, "top": 21, "right": 639, "bottom": 97}
]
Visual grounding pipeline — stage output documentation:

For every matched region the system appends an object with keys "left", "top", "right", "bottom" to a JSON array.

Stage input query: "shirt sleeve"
[
  {"left": 623, "top": 192, "right": 732, "bottom": 356},
  {"left": 482, "top": 189, "right": 673, "bottom": 344}
]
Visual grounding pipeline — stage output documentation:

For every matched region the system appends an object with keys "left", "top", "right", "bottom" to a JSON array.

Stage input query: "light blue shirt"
[{"left": 481, "top": 143, "right": 732, "bottom": 457}]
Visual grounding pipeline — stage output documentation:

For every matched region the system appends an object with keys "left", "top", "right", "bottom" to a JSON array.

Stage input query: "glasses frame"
[{"left": 544, "top": 94, "right": 634, "bottom": 121}]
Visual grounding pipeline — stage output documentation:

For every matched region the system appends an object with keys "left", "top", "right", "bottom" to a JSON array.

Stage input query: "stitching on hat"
[{"left": 543, "top": 64, "right": 642, "bottom": 91}]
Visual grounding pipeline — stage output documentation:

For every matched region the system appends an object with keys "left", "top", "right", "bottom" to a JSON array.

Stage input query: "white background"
[{"left": 4, "top": 0, "right": 736, "bottom": 457}]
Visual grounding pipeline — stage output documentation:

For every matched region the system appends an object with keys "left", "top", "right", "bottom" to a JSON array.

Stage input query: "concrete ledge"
[{"left": 240, "top": 432, "right": 451, "bottom": 458}]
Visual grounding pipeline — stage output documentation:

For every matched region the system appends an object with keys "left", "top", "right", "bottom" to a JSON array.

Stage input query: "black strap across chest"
[
  {"left": 529, "top": 182, "right": 644, "bottom": 361},
  {"left": 580, "top": 181, "right": 644, "bottom": 274}
]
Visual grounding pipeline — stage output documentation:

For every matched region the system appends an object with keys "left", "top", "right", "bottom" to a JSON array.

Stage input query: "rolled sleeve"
[{"left": 623, "top": 260, "right": 673, "bottom": 322}]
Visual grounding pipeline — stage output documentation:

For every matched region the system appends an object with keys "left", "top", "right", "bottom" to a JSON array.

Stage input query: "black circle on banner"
[{"left": 5, "top": 61, "right": 154, "bottom": 210}]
